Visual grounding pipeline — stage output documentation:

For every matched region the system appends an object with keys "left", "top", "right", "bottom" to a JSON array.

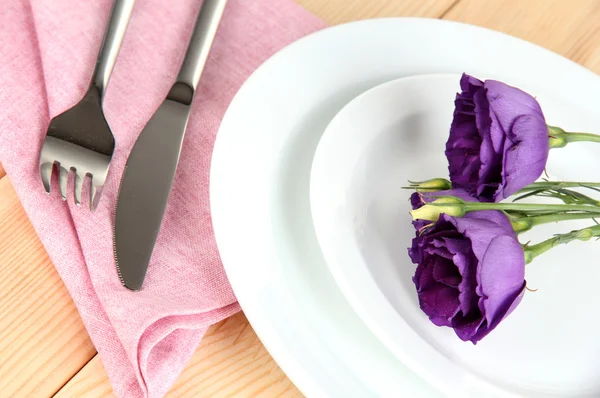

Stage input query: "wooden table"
[{"left": 3, "top": 0, "right": 600, "bottom": 396}]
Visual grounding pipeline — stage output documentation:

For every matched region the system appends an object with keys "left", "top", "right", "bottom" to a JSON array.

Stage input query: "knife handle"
[
  {"left": 90, "top": 0, "right": 136, "bottom": 101},
  {"left": 174, "top": 0, "right": 227, "bottom": 95}
]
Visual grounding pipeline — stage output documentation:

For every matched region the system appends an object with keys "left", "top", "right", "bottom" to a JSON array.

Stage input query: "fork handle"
[
  {"left": 174, "top": 0, "right": 227, "bottom": 93},
  {"left": 90, "top": 0, "right": 135, "bottom": 101}
]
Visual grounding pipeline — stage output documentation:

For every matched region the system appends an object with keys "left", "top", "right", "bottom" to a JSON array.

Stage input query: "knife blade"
[{"left": 114, "top": 0, "right": 228, "bottom": 291}]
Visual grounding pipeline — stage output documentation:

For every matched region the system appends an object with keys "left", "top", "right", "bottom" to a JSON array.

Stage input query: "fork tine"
[
  {"left": 40, "top": 162, "right": 53, "bottom": 194},
  {"left": 58, "top": 165, "right": 68, "bottom": 200},
  {"left": 90, "top": 180, "right": 103, "bottom": 212},
  {"left": 74, "top": 172, "right": 83, "bottom": 206}
]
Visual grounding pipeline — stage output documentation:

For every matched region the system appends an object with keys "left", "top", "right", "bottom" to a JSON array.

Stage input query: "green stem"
[
  {"left": 529, "top": 212, "right": 600, "bottom": 225},
  {"left": 563, "top": 132, "right": 600, "bottom": 144},
  {"left": 524, "top": 224, "right": 600, "bottom": 263},
  {"left": 411, "top": 196, "right": 600, "bottom": 222},
  {"left": 464, "top": 201, "right": 600, "bottom": 213},
  {"left": 518, "top": 181, "right": 600, "bottom": 191},
  {"left": 548, "top": 125, "right": 600, "bottom": 148},
  {"left": 405, "top": 178, "right": 600, "bottom": 195},
  {"left": 510, "top": 212, "right": 600, "bottom": 233},
  {"left": 406, "top": 179, "right": 600, "bottom": 200}
]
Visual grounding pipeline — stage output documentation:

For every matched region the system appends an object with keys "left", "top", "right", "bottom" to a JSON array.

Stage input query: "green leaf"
[
  {"left": 512, "top": 189, "right": 547, "bottom": 202},
  {"left": 581, "top": 184, "right": 600, "bottom": 194}
]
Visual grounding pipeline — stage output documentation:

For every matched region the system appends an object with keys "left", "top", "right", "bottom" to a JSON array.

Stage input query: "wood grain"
[
  {"left": 0, "top": 177, "right": 96, "bottom": 397},
  {"left": 56, "top": 313, "right": 302, "bottom": 398},
  {"left": 296, "top": 0, "right": 457, "bottom": 24},
  {"left": 443, "top": 0, "right": 600, "bottom": 73},
  {"left": 54, "top": 357, "right": 113, "bottom": 398}
]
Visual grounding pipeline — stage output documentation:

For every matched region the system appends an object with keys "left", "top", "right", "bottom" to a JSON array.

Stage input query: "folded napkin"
[{"left": 0, "top": 0, "right": 324, "bottom": 396}]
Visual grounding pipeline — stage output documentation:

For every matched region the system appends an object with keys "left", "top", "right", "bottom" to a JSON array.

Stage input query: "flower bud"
[
  {"left": 575, "top": 228, "right": 594, "bottom": 241},
  {"left": 548, "top": 125, "right": 568, "bottom": 148},
  {"left": 408, "top": 178, "right": 452, "bottom": 192},
  {"left": 410, "top": 197, "right": 465, "bottom": 221},
  {"left": 510, "top": 216, "right": 534, "bottom": 233}
]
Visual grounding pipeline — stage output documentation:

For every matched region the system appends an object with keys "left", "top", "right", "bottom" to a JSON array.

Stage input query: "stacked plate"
[{"left": 210, "top": 18, "right": 600, "bottom": 397}]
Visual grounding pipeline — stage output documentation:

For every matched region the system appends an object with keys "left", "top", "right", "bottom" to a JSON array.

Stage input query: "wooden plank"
[
  {"left": 296, "top": 0, "right": 458, "bottom": 25},
  {"left": 167, "top": 313, "right": 302, "bottom": 397},
  {"left": 54, "top": 357, "right": 113, "bottom": 398},
  {"left": 0, "top": 177, "right": 96, "bottom": 396},
  {"left": 443, "top": 0, "right": 600, "bottom": 74},
  {"left": 56, "top": 313, "right": 302, "bottom": 398},
  {"left": 0, "top": 162, "right": 5, "bottom": 179}
]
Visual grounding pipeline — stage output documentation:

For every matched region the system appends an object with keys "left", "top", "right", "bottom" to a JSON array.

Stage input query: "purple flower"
[
  {"left": 445, "top": 73, "right": 549, "bottom": 202},
  {"left": 408, "top": 205, "right": 526, "bottom": 344}
]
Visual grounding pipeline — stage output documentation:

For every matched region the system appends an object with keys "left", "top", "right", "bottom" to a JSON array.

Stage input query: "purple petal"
[
  {"left": 484, "top": 79, "right": 545, "bottom": 133},
  {"left": 426, "top": 242, "right": 454, "bottom": 260},
  {"left": 418, "top": 284, "right": 461, "bottom": 327},
  {"left": 450, "top": 245, "right": 479, "bottom": 316},
  {"left": 476, "top": 99, "right": 504, "bottom": 201},
  {"left": 445, "top": 212, "right": 516, "bottom": 263},
  {"left": 433, "top": 256, "right": 461, "bottom": 288},
  {"left": 460, "top": 73, "right": 484, "bottom": 92},
  {"left": 412, "top": 219, "right": 431, "bottom": 231},
  {"left": 441, "top": 236, "right": 470, "bottom": 255},
  {"left": 451, "top": 311, "right": 485, "bottom": 342},
  {"left": 470, "top": 285, "right": 525, "bottom": 344},
  {"left": 477, "top": 235, "right": 526, "bottom": 327},
  {"left": 410, "top": 192, "right": 426, "bottom": 209},
  {"left": 484, "top": 99, "right": 507, "bottom": 155},
  {"left": 412, "top": 260, "right": 425, "bottom": 290},
  {"left": 409, "top": 236, "right": 424, "bottom": 265},
  {"left": 446, "top": 74, "right": 487, "bottom": 200},
  {"left": 418, "top": 263, "right": 436, "bottom": 292},
  {"left": 461, "top": 209, "right": 515, "bottom": 235},
  {"left": 498, "top": 114, "right": 549, "bottom": 200},
  {"left": 473, "top": 87, "right": 499, "bottom": 197}
]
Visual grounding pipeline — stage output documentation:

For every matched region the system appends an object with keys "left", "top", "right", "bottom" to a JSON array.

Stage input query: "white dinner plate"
[
  {"left": 210, "top": 18, "right": 600, "bottom": 397},
  {"left": 310, "top": 73, "right": 600, "bottom": 397}
]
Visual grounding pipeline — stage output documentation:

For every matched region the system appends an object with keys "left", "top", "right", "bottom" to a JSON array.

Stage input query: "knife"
[{"left": 113, "top": 0, "right": 228, "bottom": 291}]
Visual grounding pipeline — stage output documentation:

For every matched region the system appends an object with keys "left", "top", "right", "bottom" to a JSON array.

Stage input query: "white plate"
[
  {"left": 310, "top": 73, "right": 600, "bottom": 397},
  {"left": 210, "top": 18, "right": 600, "bottom": 397}
]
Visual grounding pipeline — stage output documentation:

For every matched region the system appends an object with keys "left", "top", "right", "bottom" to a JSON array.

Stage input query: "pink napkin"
[{"left": 0, "top": 1, "right": 324, "bottom": 396}]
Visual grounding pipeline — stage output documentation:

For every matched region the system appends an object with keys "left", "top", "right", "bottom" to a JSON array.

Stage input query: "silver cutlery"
[
  {"left": 39, "top": 0, "right": 135, "bottom": 210},
  {"left": 113, "top": 0, "right": 228, "bottom": 290}
]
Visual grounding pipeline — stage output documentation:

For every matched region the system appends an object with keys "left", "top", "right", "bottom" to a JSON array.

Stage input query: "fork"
[{"left": 39, "top": 0, "right": 135, "bottom": 211}]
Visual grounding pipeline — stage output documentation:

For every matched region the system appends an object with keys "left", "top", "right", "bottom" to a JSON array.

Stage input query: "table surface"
[{"left": 3, "top": 0, "right": 600, "bottom": 396}]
